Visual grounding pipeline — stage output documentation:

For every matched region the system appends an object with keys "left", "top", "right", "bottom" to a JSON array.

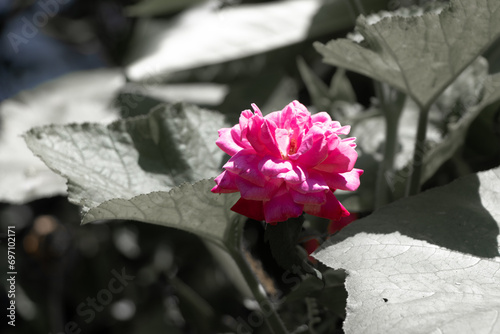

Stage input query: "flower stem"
[
  {"left": 406, "top": 104, "right": 431, "bottom": 196},
  {"left": 374, "top": 85, "right": 405, "bottom": 208},
  {"left": 229, "top": 248, "right": 289, "bottom": 334}
]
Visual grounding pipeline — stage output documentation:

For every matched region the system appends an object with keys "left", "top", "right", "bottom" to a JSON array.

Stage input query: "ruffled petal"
[
  {"left": 211, "top": 170, "right": 239, "bottom": 193},
  {"left": 263, "top": 186, "right": 304, "bottom": 224},
  {"left": 321, "top": 168, "right": 363, "bottom": 191},
  {"left": 235, "top": 176, "right": 283, "bottom": 201},
  {"left": 246, "top": 115, "right": 280, "bottom": 157},
  {"left": 304, "top": 191, "right": 349, "bottom": 221},
  {"left": 231, "top": 198, "right": 265, "bottom": 221},
  {"left": 289, "top": 125, "right": 329, "bottom": 167},
  {"left": 287, "top": 170, "right": 329, "bottom": 193},
  {"left": 311, "top": 112, "right": 331, "bottom": 124},
  {"left": 259, "top": 156, "right": 293, "bottom": 177},
  {"left": 314, "top": 140, "right": 358, "bottom": 173},
  {"left": 290, "top": 188, "right": 326, "bottom": 205},
  {"left": 223, "top": 149, "right": 265, "bottom": 186},
  {"left": 277, "top": 164, "right": 307, "bottom": 184},
  {"left": 216, "top": 127, "right": 243, "bottom": 156}
]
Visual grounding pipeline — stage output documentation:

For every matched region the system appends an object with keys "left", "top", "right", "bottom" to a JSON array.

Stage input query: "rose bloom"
[{"left": 212, "top": 101, "right": 362, "bottom": 224}]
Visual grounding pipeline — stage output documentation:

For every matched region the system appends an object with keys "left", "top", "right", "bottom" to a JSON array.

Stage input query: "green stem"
[
  {"left": 229, "top": 248, "right": 289, "bottom": 334},
  {"left": 374, "top": 85, "right": 404, "bottom": 208},
  {"left": 406, "top": 104, "right": 431, "bottom": 196}
]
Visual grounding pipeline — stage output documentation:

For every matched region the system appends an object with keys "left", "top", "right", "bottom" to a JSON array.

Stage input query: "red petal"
[
  {"left": 231, "top": 198, "right": 265, "bottom": 221},
  {"left": 304, "top": 191, "right": 349, "bottom": 221}
]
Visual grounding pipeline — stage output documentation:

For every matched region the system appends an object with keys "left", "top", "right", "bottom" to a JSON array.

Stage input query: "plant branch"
[{"left": 406, "top": 104, "right": 431, "bottom": 196}]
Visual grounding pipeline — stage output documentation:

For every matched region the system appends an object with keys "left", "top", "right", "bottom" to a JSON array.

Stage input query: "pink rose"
[{"left": 212, "top": 101, "right": 362, "bottom": 224}]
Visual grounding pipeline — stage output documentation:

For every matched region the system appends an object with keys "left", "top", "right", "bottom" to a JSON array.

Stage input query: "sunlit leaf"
[
  {"left": 125, "top": 0, "right": 387, "bottom": 82},
  {"left": 315, "top": 0, "right": 500, "bottom": 107},
  {"left": 0, "top": 69, "right": 123, "bottom": 203},
  {"left": 24, "top": 103, "right": 226, "bottom": 212},
  {"left": 314, "top": 166, "right": 500, "bottom": 334}
]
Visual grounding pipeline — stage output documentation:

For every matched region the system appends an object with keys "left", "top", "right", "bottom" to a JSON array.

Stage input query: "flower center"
[{"left": 289, "top": 137, "right": 298, "bottom": 155}]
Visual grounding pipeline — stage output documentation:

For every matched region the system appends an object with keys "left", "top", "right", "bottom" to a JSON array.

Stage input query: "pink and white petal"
[
  {"left": 263, "top": 189, "right": 304, "bottom": 224},
  {"left": 290, "top": 188, "right": 326, "bottom": 205},
  {"left": 311, "top": 112, "right": 331, "bottom": 124},
  {"left": 304, "top": 191, "right": 350, "bottom": 221},
  {"left": 258, "top": 156, "right": 293, "bottom": 177},
  {"left": 235, "top": 177, "right": 283, "bottom": 201},
  {"left": 321, "top": 168, "right": 363, "bottom": 191},
  {"left": 314, "top": 141, "right": 358, "bottom": 174},
  {"left": 277, "top": 164, "right": 307, "bottom": 184},
  {"left": 211, "top": 170, "right": 239, "bottom": 193},
  {"left": 275, "top": 128, "right": 290, "bottom": 158},
  {"left": 324, "top": 133, "right": 340, "bottom": 151},
  {"left": 261, "top": 119, "right": 281, "bottom": 157},
  {"left": 335, "top": 125, "right": 351, "bottom": 135},
  {"left": 223, "top": 149, "right": 266, "bottom": 186},
  {"left": 231, "top": 198, "right": 265, "bottom": 221},
  {"left": 288, "top": 170, "right": 329, "bottom": 193},
  {"left": 251, "top": 103, "right": 263, "bottom": 117},
  {"left": 247, "top": 115, "right": 267, "bottom": 152},
  {"left": 216, "top": 127, "right": 243, "bottom": 156},
  {"left": 289, "top": 125, "right": 329, "bottom": 167}
]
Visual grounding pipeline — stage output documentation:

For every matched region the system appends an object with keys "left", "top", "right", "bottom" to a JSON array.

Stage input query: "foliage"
[{"left": 2, "top": 0, "right": 500, "bottom": 333}]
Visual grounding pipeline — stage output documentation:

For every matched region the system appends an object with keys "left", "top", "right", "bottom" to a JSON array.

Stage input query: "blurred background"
[{"left": 1, "top": 0, "right": 499, "bottom": 333}]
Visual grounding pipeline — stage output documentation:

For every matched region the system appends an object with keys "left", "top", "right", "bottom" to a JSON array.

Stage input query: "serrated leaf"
[
  {"left": 313, "top": 167, "right": 500, "bottom": 334},
  {"left": 0, "top": 69, "right": 123, "bottom": 204},
  {"left": 422, "top": 72, "right": 500, "bottom": 182},
  {"left": 315, "top": 0, "right": 500, "bottom": 108},
  {"left": 84, "top": 179, "right": 241, "bottom": 249},
  {"left": 24, "top": 103, "right": 227, "bottom": 213}
]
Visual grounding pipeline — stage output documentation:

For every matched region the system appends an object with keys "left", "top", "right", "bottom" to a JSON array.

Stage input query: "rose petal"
[
  {"left": 311, "top": 112, "right": 332, "bottom": 124},
  {"left": 259, "top": 156, "right": 293, "bottom": 177},
  {"left": 290, "top": 188, "right": 326, "bottom": 205},
  {"left": 304, "top": 191, "right": 349, "bottom": 221},
  {"left": 288, "top": 170, "right": 329, "bottom": 193},
  {"left": 314, "top": 140, "right": 358, "bottom": 173},
  {"left": 223, "top": 149, "right": 265, "bottom": 186},
  {"left": 216, "top": 127, "right": 243, "bottom": 156},
  {"left": 211, "top": 170, "right": 239, "bottom": 193},
  {"left": 277, "top": 164, "right": 307, "bottom": 184},
  {"left": 231, "top": 198, "right": 265, "bottom": 221},
  {"left": 235, "top": 176, "right": 283, "bottom": 201},
  {"left": 321, "top": 168, "right": 363, "bottom": 191},
  {"left": 289, "top": 125, "right": 329, "bottom": 167},
  {"left": 263, "top": 187, "right": 304, "bottom": 224}
]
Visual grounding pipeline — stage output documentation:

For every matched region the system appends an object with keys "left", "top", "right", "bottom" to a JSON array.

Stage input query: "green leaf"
[
  {"left": 264, "top": 216, "right": 305, "bottom": 270},
  {"left": 313, "top": 166, "right": 500, "bottom": 334},
  {"left": 297, "top": 57, "right": 331, "bottom": 112},
  {"left": 84, "top": 180, "right": 241, "bottom": 253},
  {"left": 329, "top": 68, "right": 356, "bottom": 104},
  {"left": 315, "top": 0, "right": 500, "bottom": 108},
  {"left": 125, "top": 0, "right": 388, "bottom": 82},
  {"left": 0, "top": 69, "right": 123, "bottom": 203},
  {"left": 124, "top": 0, "right": 203, "bottom": 17},
  {"left": 422, "top": 72, "right": 500, "bottom": 182},
  {"left": 24, "top": 102, "right": 227, "bottom": 213}
]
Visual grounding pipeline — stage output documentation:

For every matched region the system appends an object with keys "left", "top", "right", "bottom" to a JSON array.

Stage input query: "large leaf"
[
  {"left": 422, "top": 72, "right": 500, "bottom": 182},
  {"left": 83, "top": 179, "right": 241, "bottom": 248},
  {"left": 125, "top": 0, "right": 387, "bottom": 81},
  {"left": 24, "top": 103, "right": 227, "bottom": 213},
  {"left": 0, "top": 69, "right": 123, "bottom": 203},
  {"left": 313, "top": 166, "right": 500, "bottom": 334},
  {"left": 315, "top": 0, "right": 500, "bottom": 108}
]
